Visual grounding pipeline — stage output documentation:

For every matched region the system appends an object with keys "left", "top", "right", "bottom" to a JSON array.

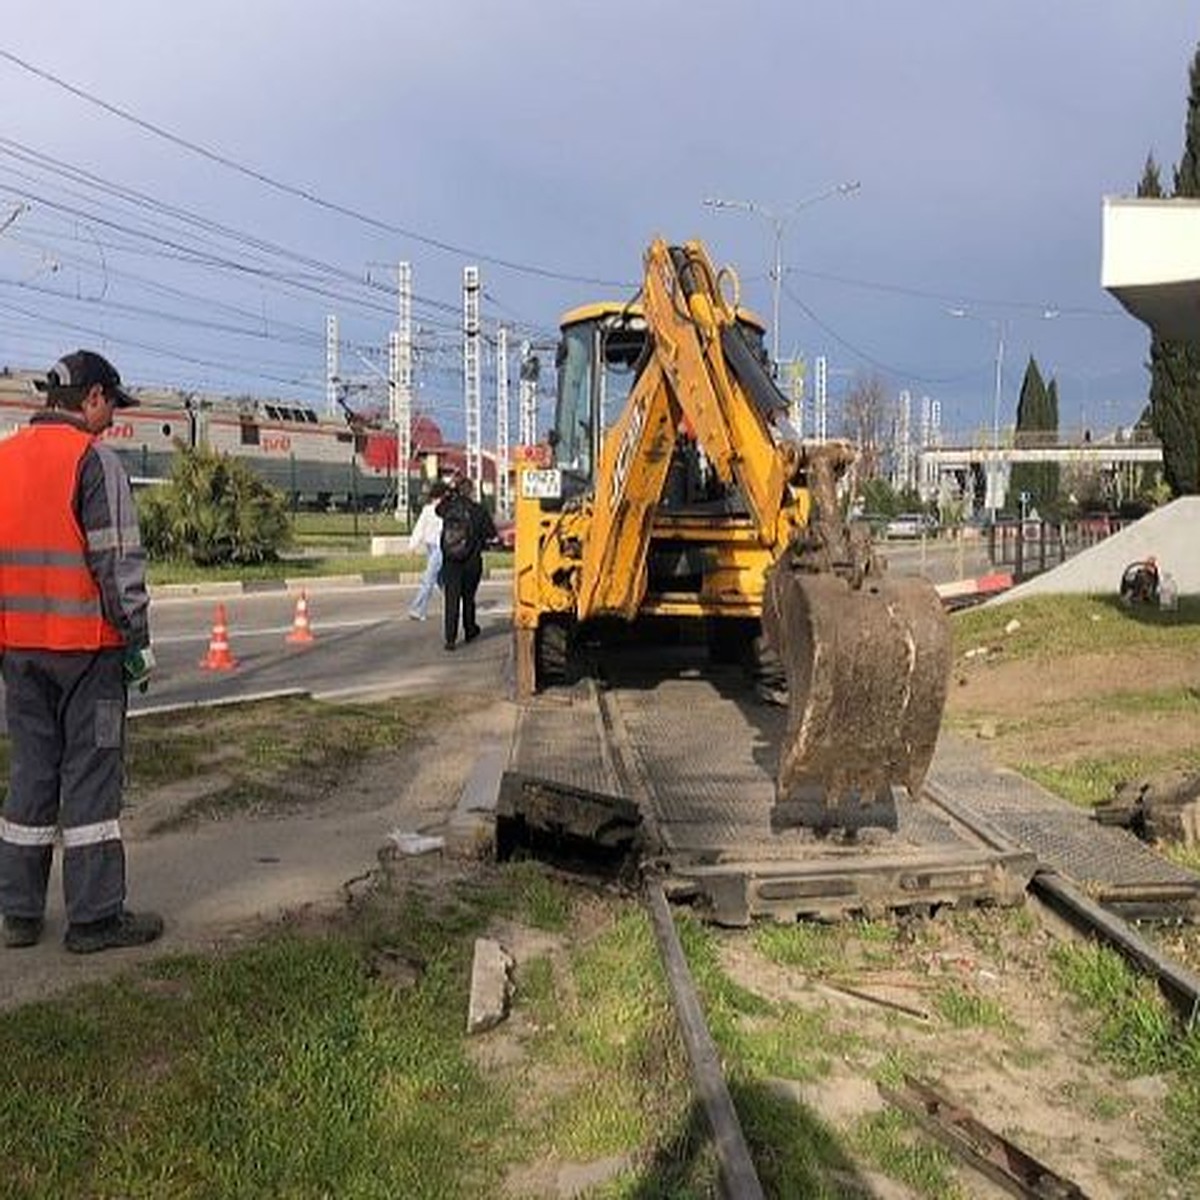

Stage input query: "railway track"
[{"left": 499, "top": 649, "right": 1200, "bottom": 1196}]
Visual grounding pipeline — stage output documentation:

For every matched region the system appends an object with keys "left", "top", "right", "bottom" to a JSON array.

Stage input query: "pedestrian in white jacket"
[{"left": 408, "top": 481, "right": 448, "bottom": 620}]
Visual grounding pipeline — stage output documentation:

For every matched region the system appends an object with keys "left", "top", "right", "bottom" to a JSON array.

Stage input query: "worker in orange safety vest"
[{"left": 0, "top": 350, "right": 163, "bottom": 953}]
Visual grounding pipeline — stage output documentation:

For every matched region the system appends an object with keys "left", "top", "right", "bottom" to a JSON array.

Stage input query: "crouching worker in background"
[
  {"left": 0, "top": 350, "right": 163, "bottom": 953},
  {"left": 1119, "top": 557, "right": 1160, "bottom": 608}
]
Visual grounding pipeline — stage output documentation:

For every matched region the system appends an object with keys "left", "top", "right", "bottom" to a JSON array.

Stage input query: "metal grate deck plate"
[
  {"left": 509, "top": 684, "right": 620, "bottom": 799},
  {"left": 931, "top": 733, "right": 1200, "bottom": 892},
  {"left": 597, "top": 657, "right": 983, "bottom": 866},
  {"left": 507, "top": 652, "right": 1035, "bottom": 923}
]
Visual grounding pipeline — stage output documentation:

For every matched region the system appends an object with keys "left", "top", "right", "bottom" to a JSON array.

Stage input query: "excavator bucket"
[{"left": 761, "top": 564, "right": 951, "bottom": 834}]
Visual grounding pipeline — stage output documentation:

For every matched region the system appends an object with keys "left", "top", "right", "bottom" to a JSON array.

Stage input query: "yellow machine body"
[{"left": 511, "top": 239, "right": 950, "bottom": 826}]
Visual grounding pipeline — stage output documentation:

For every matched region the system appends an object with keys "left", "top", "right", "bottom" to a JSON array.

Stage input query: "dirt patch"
[
  {"left": 713, "top": 906, "right": 1178, "bottom": 1199},
  {"left": 946, "top": 646, "right": 1200, "bottom": 769},
  {"left": 122, "top": 692, "right": 498, "bottom": 836}
]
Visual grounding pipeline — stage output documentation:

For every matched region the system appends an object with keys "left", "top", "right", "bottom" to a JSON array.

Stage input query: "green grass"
[
  {"left": 1, "top": 929, "right": 510, "bottom": 1199},
  {"left": 753, "top": 918, "right": 902, "bottom": 977},
  {"left": 1164, "top": 841, "right": 1200, "bottom": 873},
  {"left": 753, "top": 919, "right": 843, "bottom": 974},
  {"left": 850, "top": 1110, "right": 964, "bottom": 1199},
  {"left": 1051, "top": 942, "right": 1176, "bottom": 1073},
  {"left": 952, "top": 594, "right": 1200, "bottom": 662},
  {"left": 290, "top": 510, "right": 411, "bottom": 542},
  {"left": 1, "top": 863, "right": 942, "bottom": 1198},
  {"left": 0, "top": 869, "right": 689, "bottom": 1199},
  {"left": 931, "top": 984, "right": 1010, "bottom": 1031},
  {"left": 1052, "top": 940, "right": 1200, "bottom": 1182},
  {"left": 1022, "top": 749, "right": 1200, "bottom": 809},
  {"left": 143, "top": 507, "right": 512, "bottom": 586}
]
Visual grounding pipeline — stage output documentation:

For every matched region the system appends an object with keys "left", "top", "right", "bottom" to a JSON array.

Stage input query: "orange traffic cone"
[
  {"left": 199, "top": 603, "right": 238, "bottom": 670},
  {"left": 286, "top": 590, "right": 315, "bottom": 645}
]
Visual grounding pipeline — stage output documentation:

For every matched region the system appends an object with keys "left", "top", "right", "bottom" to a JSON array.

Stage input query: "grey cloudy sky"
[{"left": 1, "top": 1, "right": 1197, "bottom": 442}]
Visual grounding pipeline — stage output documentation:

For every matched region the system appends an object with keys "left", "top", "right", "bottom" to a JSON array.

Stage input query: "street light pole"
[
  {"left": 992, "top": 323, "right": 1007, "bottom": 521},
  {"left": 703, "top": 181, "right": 860, "bottom": 372},
  {"left": 770, "top": 216, "right": 784, "bottom": 368},
  {"left": 949, "top": 308, "right": 1056, "bottom": 520}
]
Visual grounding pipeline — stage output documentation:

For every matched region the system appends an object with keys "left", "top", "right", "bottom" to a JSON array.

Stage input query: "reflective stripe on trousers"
[{"left": 0, "top": 648, "right": 127, "bottom": 924}]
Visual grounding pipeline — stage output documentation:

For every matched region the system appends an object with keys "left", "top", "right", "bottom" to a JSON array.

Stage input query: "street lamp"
[
  {"left": 948, "top": 307, "right": 1057, "bottom": 520},
  {"left": 703, "top": 181, "right": 861, "bottom": 371}
]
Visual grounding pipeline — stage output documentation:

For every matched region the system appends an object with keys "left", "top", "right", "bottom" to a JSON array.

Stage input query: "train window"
[
  {"left": 264, "top": 405, "right": 279, "bottom": 419},
  {"left": 241, "top": 422, "right": 260, "bottom": 446},
  {"left": 303, "top": 410, "right": 319, "bottom": 423},
  {"left": 335, "top": 431, "right": 353, "bottom": 443},
  {"left": 160, "top": 423, "right": 172, "bottom": 438}
]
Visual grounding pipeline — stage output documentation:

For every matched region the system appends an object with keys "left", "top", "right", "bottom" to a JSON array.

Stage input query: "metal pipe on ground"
[
  {"left": 645, "top": 879, "right": 765, "bottom": 1200},
  {"left": 1032, "top": 869, "right": 1200, "bottom": 1025}
]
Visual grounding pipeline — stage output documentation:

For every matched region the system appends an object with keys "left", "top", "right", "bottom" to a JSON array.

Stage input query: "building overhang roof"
[{"left": 1102, "top": 196, "right": 1200, "bottom": 343}]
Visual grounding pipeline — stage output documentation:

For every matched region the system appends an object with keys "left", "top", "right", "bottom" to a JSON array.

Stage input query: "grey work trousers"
[{"left": 0, "top": 648, "right": 127, "bottom": 925}]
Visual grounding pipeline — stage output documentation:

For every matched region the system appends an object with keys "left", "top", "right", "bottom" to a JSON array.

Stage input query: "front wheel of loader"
[{"left": 535, "top": 616, "right": 578, "bottom": 689}]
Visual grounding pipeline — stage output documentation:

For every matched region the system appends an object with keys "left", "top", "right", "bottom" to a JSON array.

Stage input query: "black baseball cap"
[{"left": 36, "top": 350, "right": 139, "bottom": 408}]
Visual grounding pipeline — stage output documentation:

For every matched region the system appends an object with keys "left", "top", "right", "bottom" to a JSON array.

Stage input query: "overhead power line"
[{"left": 0, "top": 48, "right": 634, "bottom": 290}]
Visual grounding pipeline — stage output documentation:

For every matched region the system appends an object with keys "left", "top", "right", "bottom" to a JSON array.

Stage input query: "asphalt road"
[
  {"left": 0, "top": 578, "right": 514, "bottom": 730},
  {"left": 0, "top": 539, "right": 993, "bottom": 729}
]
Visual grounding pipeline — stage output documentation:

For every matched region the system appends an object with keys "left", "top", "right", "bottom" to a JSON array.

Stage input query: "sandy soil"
[{"left": 946, "top": 644, "right": 1200, "bottom": 768}]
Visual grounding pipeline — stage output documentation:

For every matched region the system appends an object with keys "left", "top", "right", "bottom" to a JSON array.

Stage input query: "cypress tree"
[
  {"left": 1011, "top": 356, "right": 1059, "bottom": 514},
  {"left": 1145, "top": 51, "right": 1200, "bottom": 495},
  {"left": 1043, "top": 377, "right": 1061, "bottom": 510}
]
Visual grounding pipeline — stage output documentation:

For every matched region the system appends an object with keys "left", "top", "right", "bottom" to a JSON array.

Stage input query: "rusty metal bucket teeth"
[{"left": 761, "top": 565, "right": 951, "bottom": 832}]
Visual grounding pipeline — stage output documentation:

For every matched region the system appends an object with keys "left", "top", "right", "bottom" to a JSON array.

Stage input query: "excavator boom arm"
[
  {"left": 575, "top": 239, "right": 800, "bottom": 621},
  {"left": 520, "top": 234, "right": 951, "bottom": 831}
]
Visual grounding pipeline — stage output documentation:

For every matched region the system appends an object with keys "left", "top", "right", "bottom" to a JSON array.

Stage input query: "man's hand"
[{"left": 123, "top": 646, "right": 156, "bottom": 693}]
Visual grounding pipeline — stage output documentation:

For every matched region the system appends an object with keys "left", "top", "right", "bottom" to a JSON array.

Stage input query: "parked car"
[{"left": 885, "top": 512, "right": 938, "bottom": 539}]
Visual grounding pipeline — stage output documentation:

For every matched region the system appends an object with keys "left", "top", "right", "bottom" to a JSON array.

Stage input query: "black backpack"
[{"left": 441, "top": 498, "right": 472, "bottom": 562}]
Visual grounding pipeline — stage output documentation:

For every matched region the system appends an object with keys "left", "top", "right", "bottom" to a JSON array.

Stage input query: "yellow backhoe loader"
[{"left": 511, "top": 238, "right": 950, "bottom": 831}]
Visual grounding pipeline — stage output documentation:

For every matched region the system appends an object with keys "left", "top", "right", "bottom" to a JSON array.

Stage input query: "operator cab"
[{"left": 548, "top": 301, "right": 772, "bottom": 510}]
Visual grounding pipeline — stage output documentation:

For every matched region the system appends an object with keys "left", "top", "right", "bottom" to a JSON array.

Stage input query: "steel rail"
[
  {"left": 595, "top": 683, "right": 765, "bottom": 1197},
  {"left": 645, "top": 878, "right": 766, "bottom": 1200},
  {"left": 1032, "top": 869, "right": 1200, "bottom": 1025}
]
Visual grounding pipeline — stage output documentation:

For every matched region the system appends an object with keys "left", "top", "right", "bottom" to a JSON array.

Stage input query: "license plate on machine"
[{"left": 521, "top": 468, "right": 562, "bottom": 499}]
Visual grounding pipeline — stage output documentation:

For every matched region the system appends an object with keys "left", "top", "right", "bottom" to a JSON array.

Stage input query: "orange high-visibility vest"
[{"left": 0, "top": 423, "right": 124, "bottom": 650}]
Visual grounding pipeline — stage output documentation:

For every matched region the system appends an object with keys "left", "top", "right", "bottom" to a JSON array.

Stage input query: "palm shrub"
[{"left": 139, "top": 443, "right": 292, "bottom": 565}]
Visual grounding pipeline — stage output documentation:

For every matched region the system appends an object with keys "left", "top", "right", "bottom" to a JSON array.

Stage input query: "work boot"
[
  {"left": 65, "top": 909, "right": 164, "bottom": 955},
  {"left": 3, "top": 915, "right": 44, "bottom": 949}
]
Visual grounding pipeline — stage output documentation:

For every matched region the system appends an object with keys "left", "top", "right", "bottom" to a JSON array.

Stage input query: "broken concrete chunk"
[
  {"left": 467, "top": 937, "right": 514, "bottom": 1034},
  {"left": 387, "top": 830, "right": 445, "bottom": 856}
]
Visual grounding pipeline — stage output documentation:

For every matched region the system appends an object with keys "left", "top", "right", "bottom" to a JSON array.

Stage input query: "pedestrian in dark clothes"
[
  {"left": 0, "top": 351, "right": 164, "bottom": 953},
  {"left": 436, "top": 472, "right": 498, "bottom": 651}
]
